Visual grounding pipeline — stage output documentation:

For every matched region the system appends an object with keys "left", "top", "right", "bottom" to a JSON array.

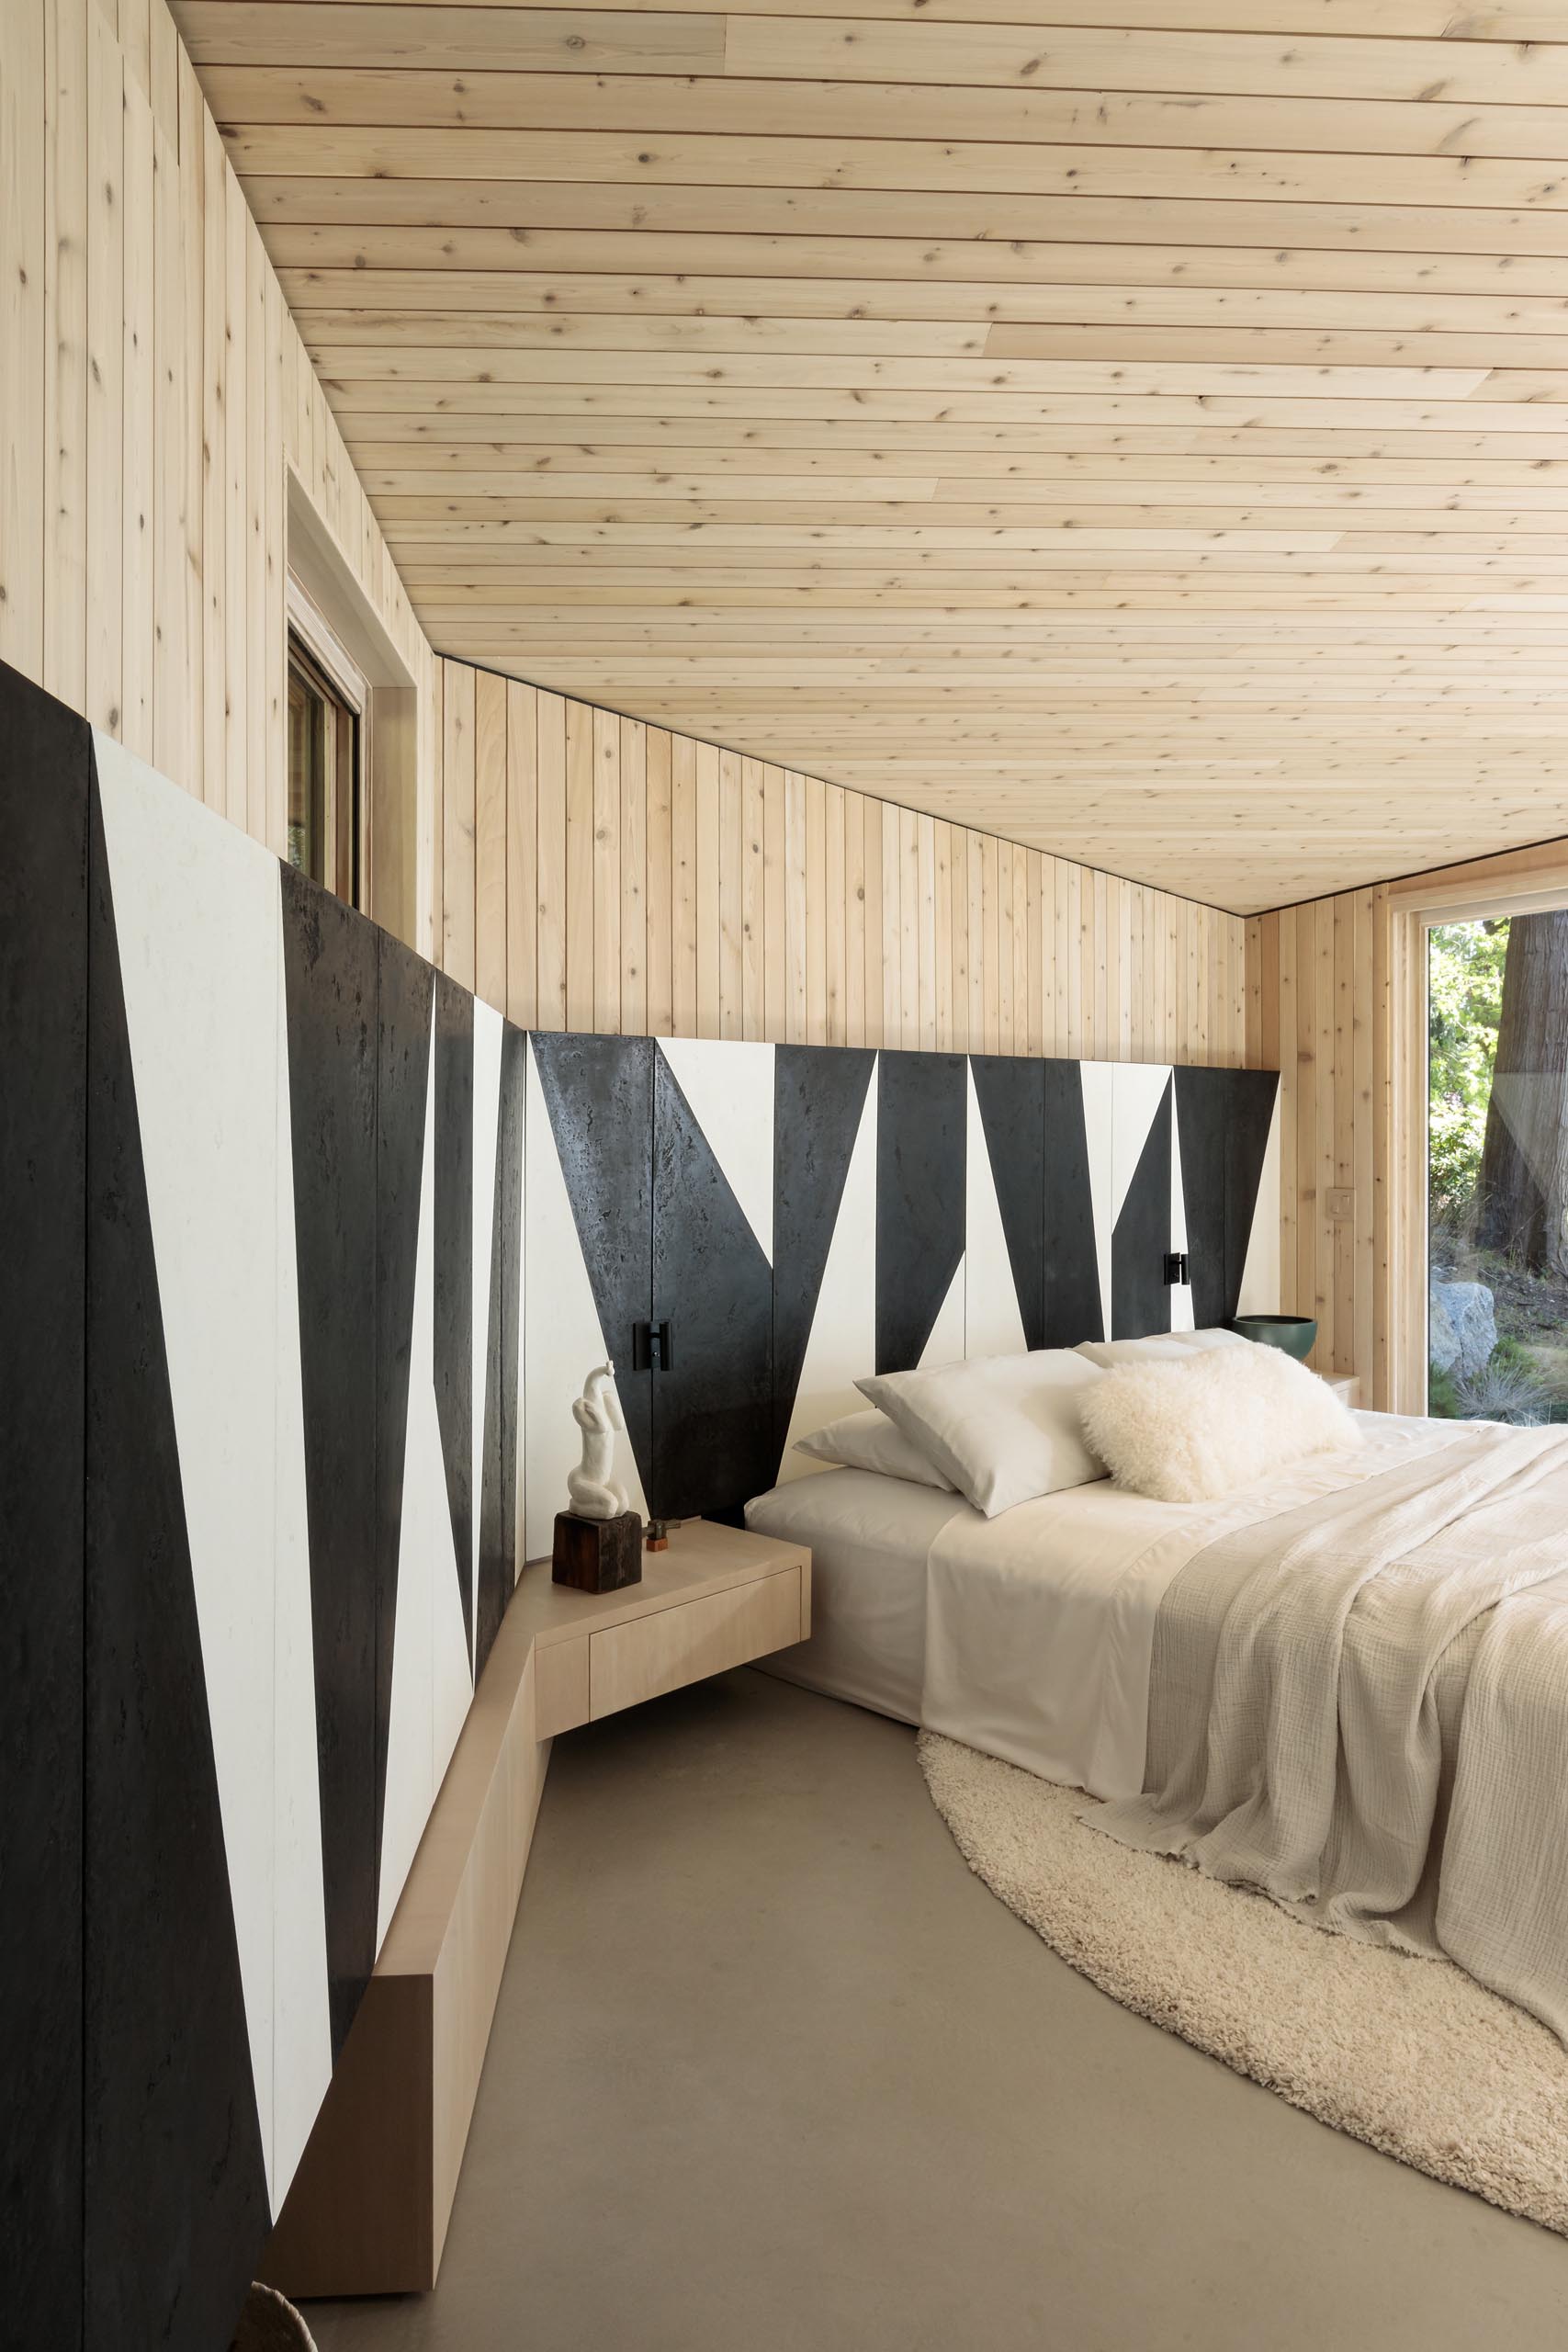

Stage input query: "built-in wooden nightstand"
[
  {"left": 268, "top": 1517, "right": 811, "bottom": 2301},
  {"left": 1319, "top": 1373, "right": 1362, "bottom": 1408},
  {"left": 519, "top": 1519, "right": 812, "bottom": 1739}
]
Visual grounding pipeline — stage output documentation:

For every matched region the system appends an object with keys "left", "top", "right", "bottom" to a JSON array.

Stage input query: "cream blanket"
[{"left": 1091, "top": 1421, "right": 1568, "bottom": 2042}]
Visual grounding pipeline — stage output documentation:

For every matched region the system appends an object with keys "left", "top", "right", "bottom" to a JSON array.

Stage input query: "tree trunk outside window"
[{"left": 1475, "top": 910, "right": 1568, "bottom": 1277}]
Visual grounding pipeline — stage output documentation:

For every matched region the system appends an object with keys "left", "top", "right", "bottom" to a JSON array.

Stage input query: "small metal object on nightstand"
[{"left": 644, "top": 1518, "right": 670, "bottom": 1553}]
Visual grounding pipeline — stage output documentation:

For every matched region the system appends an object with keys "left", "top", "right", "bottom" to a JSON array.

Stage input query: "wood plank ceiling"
[{"left": 175, "top": 0, "right": 1568, "bottom": 914}]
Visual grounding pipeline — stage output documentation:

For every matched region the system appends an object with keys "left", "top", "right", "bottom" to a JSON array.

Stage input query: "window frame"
[
  {"left": 1386, "top": 869, "right": 1568, "bottom": 1414},
  {"left": 287, "top": 570, "right": 373, "bottom": 914}
]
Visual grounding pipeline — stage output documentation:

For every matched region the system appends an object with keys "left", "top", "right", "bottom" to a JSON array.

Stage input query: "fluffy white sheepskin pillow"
[{"left": 1079, "top": 1340, "right": 1361, "bottom": 1503}]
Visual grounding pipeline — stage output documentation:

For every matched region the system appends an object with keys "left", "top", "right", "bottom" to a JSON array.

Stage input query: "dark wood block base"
[{"left": 552, "top": 1510, "right": 643, "bottom": 1592}]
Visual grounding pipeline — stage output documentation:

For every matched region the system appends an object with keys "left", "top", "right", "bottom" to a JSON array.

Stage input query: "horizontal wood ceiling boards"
[{"left": 175, "top": 0, "right": 1568, "bottom": 913}]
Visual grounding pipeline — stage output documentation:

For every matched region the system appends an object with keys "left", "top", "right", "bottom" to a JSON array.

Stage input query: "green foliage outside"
[
  {"left": 1427, "top": 917, "right": 1508, "bottom": 1218},
  {"left": 1427, "top": 916, "right": 1568, "bottom": 1423}
]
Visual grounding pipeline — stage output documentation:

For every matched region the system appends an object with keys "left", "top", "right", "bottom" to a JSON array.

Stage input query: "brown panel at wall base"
[
  {"left": 263, "top": 1973, "right": 434, "bottom": 2298},
  {"left": 265, "top": 1600, "right": 547, "bottom": 2299}
]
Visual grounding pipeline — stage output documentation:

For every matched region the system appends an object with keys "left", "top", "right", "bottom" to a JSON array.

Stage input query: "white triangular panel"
[
  {"left": 404, "top": 1386, "right": 460, "bottom": 1817},
  {"left": 779, "top": 1068, "right": 877, "bottom": 1481},
  {"left": 964, "top": 1064, "right": 1028, "bottom": 1360},
  {"left": 469, "top": 1001, "right": 503, "bottom": 1665},
  {"left": 919, "top": 1252, "right": 967, "bottom": 1370},
  {"left": 524, "top": 1041, "right": 649, "bottom": 1561},
  {"left": 1169, "top": 1114, "right": 1195, "bottom": 1333},
  {"left": 271, "top": 926, "right": 333, "bottom": 2214},
  {"left": 94, "top": 737, "right": 284, "bottom": 2203},
  {"left": 1237, "top": 1089, "right": 1284, "bottom": 1317},
  {"left": 1080, "top": 1062, "right": 1115, "bottom": 1345},
  {"left": 1111, "top": 1063, "right": 1173, "bottom": 1226},
  {"left": 657, "top": 1037, "right": 775, "bottom": 1264},
  {"left": 378, "top": 1007, "right": 439, "bottom": 1950},
  {"left": 430, "top": 1371, "right": 473, "bottom": 1792}
]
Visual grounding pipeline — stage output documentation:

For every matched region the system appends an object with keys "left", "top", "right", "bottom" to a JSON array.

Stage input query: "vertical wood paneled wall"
[
  {"left": 434, "top": 661, "right": 1247, "bottom": 1064},
  {"left": 0, "top": 0, "right": 435, "bottom": 935},
  {"left": 1245, "top": 894, "right": 1383, "bottom": 1392}
]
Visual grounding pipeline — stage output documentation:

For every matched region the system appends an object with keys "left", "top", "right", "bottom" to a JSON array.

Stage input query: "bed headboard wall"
[
  {"left": 0, "top": 652, "right": 1278, "bottom": 2351},
  {"left": 524, "top": 1035, "right": 1280, "bottom": 1547}
]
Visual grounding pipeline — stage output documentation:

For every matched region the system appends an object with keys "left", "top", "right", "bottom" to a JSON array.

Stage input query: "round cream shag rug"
[{"left": 919, "top": 1730, "right": 1568, "bottom": 2236}]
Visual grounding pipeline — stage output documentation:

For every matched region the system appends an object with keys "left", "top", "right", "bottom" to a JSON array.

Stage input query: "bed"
[
  {"left": 747, "top": 1405, "right": 1568, "bottom": 2045},
  {"left": 747, "top": 1411, "right": 1444, "bottom": 1797},
  {"left": 743, "top": 1468, "right": 961, "bottom": 1724}
]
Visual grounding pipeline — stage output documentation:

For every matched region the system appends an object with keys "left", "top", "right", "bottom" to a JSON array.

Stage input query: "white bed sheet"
[
  {"left": 744, "top": 1468, "right": 964, "bottom": 1722},
  {"left": 749, "top": 1413, "right": 1453, "bottom": 1801},
  {"left": 926, "top": 1413, "right": 1449, "bottom": 1797}
]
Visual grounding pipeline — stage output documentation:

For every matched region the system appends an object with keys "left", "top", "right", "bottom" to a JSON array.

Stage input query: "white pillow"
[
  {"left": 1076, "top": 1328, "right": 1247, "bottom": 1370},
  {"left": 1079, "top": 1341, "right": 1360, "bottom": 1504},
  {"left": 793, "top": 1408, "right": 955, "bottom": 1491},
  {"left": 857, "top": 1350, "right": 1105, "bottom": 1519}
]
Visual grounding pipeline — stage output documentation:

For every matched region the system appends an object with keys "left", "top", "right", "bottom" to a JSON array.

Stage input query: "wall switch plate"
[{"left": 1326, "top": 1187, "right": 1356, "bottom": 1222}]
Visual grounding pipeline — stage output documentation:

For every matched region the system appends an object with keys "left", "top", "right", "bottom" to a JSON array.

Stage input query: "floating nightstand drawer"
[{"left": 589, "top": 1565, "right": 806, "bottom": 1720}]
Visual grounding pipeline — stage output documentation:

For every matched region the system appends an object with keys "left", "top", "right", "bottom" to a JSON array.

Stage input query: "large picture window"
[{"left": 1428, "top": 911, "right": 1568, "bottom": 1427}]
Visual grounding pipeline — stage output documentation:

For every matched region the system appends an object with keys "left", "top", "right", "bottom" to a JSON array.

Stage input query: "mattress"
[
  {"left": 743, "top": 1468, "right": 964, "bottom": 1723},
  {"left": 747, "top": 1411, "right": 1445, "bottom": 1802}
]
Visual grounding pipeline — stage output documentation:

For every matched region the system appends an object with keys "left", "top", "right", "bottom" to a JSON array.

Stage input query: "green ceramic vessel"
[{"left": 1229, "top": 1314, "right": 1318, "bottom": 1361}]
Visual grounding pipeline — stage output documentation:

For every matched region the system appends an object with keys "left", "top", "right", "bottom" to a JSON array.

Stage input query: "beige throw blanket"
[{"left": 1090, "top": 1422, "right": 1568, "bottom": 2041}]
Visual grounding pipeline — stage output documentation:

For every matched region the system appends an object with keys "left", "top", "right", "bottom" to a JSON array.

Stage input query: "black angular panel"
[
  {"left": 433, "top": 974, "right": 475, "bottom": 1663},
  {"left": 374, "top": 935, "right": 434, "bottom": 1892},
  {"left": 0, "top": 662, "right": 87, "bottom": 2350},
  {"left": 651, "top": 1051, "right": 775, "bottom": 1521},
  {"left": 281, "top": 865, "right": 380, "bottom": 2057},
  {"left": 876, "top": 1051, "right": 966, "bottom": 1372},
  {"left": 1171, "top": 1066, "right": 1229, "bottom": 1332},
  {"left": 529, "top": 1031, "right": 656, "bottom": 1504},
  {"left": 85, "top": 763, "right": 269, "bottom": 2352},
  {"left": 1041, "top": 1061, "right": 1104, "bottom": 1347},
  {"left": 1223, "top": 1071, "right": 1280, "bottom": 1308},
  {"left": 1175, "top": 1067, "right": 1280, "bottom": 1328},
  {"left": 772, "top": 1044, "right": 876, "bottom": 1468},
  {"left": 477, "top": 1023, "right": 527, "bottom": 1679},
  {"left": 970, "top": 1055, "right": 1047, "bottom": 1350},
  {"left": 1111, "top": 1076, "right": 1173, "bottom": 1340}
]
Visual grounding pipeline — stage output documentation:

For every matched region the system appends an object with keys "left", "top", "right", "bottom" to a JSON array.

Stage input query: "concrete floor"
[{"left": 308, "top": 1671, "right": 1568, "bottom": 2352}]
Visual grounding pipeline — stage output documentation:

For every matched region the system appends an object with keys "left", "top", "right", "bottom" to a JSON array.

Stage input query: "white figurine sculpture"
[{"left": 567, "top": 1363, "right": 628, "bottom": 1521}]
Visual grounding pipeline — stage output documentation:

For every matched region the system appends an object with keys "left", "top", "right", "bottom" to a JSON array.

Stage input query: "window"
[
  {"left": 286, "top": 478, "right": 420, "bottom": 949},
  {"left": 287, "top": 584, "right": 370, "bottom": 910},
  {"left": 1427, "top": 910, "right": 1568, "bottom": 1428}
]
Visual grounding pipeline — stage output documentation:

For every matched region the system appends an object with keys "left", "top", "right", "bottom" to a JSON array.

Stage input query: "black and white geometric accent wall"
[
  {"left": 3, "top": 662, "right": 526, "bottom": 2352},
  {"left": 524, "top": 1036, "right": 1279, "bottom": 1531},
  {"left": 1, "top": 655, "right": 1277, "bottom": 2351}
]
